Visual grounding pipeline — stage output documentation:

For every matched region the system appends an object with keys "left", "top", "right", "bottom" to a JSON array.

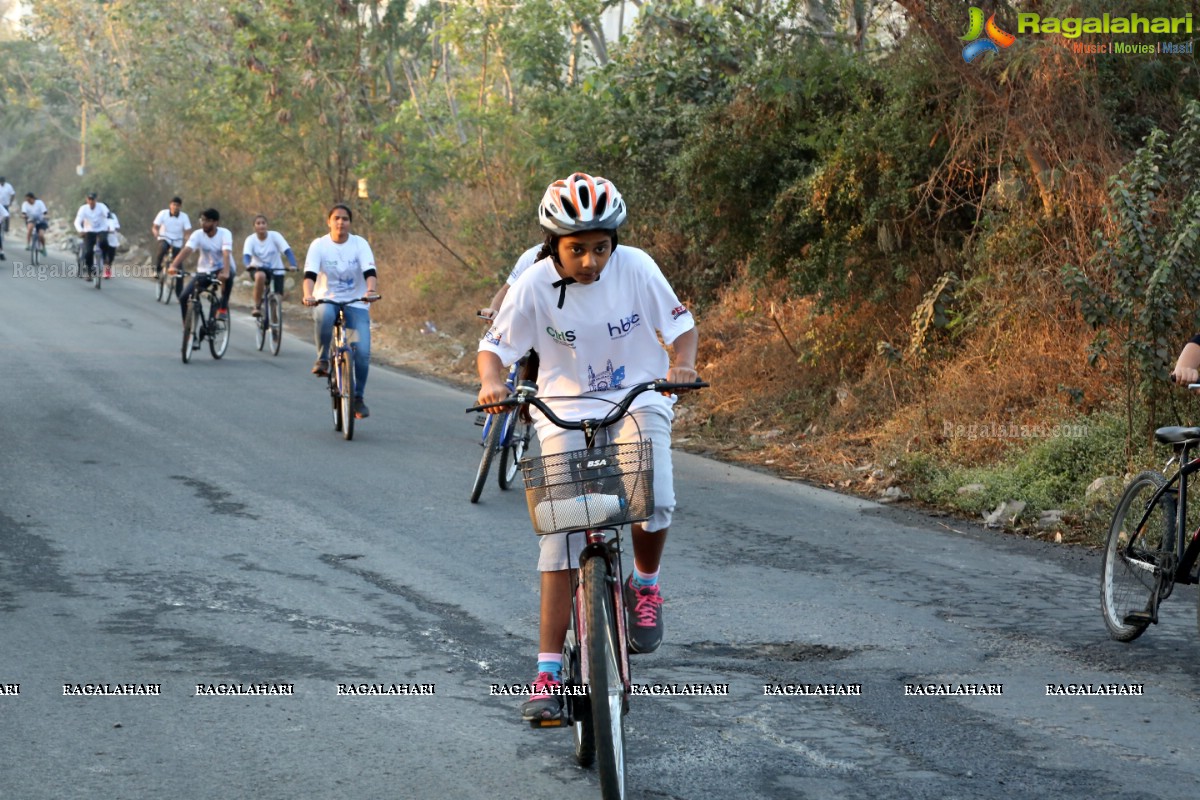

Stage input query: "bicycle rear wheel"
[
  {"left": 339, "top": 351, "right": 355, "bottom": 441},
  {"left": 268, "top": 294, "right": 283, "bottom": 355},
  {"left": 1101, "top": 470, "right": 1175, "bottom": 642},
  {"left": 182, "top": 301, "right": 197, "bottom": 364},
  {"left": 470, "top": 414, "right": 502, "bottom": 503},
  {"left": 498, "top": 416, "right": 532, "bottom": 490},
  {"left": 583, "top": 555, "right": 627, "bottom": 799},
  {"left": 209, "top": 302, "right": 229, "bottom": 359}
]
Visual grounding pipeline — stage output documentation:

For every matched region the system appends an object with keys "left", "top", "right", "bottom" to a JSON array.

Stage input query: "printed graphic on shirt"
[
  {"left": 606, "top": 312, "right": 642, "bottom": 339},
  {"left": 546, "top": 326, "right": 577, "bottom": 349},
  {"left": 588, "top": 360, "right": 626, "bottom": 392},
  {"left": 484, "top": 327, "right": 502, "bottom": 346},
  {"left": 671, "top": 304, "right": 690, "bottom": 321}
]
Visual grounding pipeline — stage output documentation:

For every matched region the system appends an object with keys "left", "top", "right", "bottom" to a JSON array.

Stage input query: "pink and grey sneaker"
[
  {"left": 624, "top": 577, "right": 665, "bottom": 654},
  {"left": 520, "top": 671, "right": 563, "bottom": 721}
]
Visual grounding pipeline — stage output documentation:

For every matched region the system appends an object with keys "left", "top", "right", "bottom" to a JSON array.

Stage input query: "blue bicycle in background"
[{"left": 470, "top": 354, "right": 535, "bottom": 503}]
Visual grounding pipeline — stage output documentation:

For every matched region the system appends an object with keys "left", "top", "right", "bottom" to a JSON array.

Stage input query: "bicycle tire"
[
  {"left": 182, "top": 300, "right": 196, "bottom": 364},
  {"left": 498, "top": 416, "right": 532, "bottom": 490},
  {"left": 331, "top": 365, "right": 344, "bottom": 433},
  {"left": 94, "top": 260, "right": 102, "bottom": 290},
  {"left": 209, "top": 302, "right": 229, "bottom": 359},
  {"left": 340, "top": 352, "right": 355, "bottom": 441},
  {"left": 156, "top": 270, "right": 169, "bottom": 302},
  {"left": 470, "top": 414, "right": 501, "bottom": 503},
  {"left": 268, "top": 294, "right": 283, "bottom": 355},
  {"left": 583, "top": 555, "right": 627, "bottom": 800},
  {"left": 1101, "top": 470, "right": 1175, "bottom": 642},
  {"left": 254, "top": 305, "right": 266, "bottom": 350},
  {"left": 564, "top": 621, "right": 595, "bottom": 767}
]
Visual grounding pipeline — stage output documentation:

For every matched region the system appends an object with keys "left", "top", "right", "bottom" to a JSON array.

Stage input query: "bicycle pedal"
[
  {"left": 474, "top": 413, "right": 487, "bottom": 426},
  {"left": 1123, "top": 611, "right": 1156, "bottom": 625},
  {"left": 528, "top": 718, "right": 565, "bottom": 728}
]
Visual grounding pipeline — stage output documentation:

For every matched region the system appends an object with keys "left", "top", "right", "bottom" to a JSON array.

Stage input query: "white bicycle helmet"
[{"left": 538, "top": 172, "right": 627, "bottom": 235}]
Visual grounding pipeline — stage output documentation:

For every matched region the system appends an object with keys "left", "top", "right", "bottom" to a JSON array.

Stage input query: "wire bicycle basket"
[{"left": 521, "top": 441, "right": 654, "bottom": 535}]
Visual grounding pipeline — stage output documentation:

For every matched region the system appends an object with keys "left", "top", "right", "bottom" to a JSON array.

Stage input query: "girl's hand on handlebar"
[
  {"left": 302, "top": 295, "right": 317, "bottom": 307},
  {"left": 1173, "top": 366, "right": 1200, "bottom": 389},
  {"left": 663, "top": 365, "right": 700, "bottom": 395},
  {"left": 476, "top": 380, "right": 511, "bottom": 413},
  {"left": 364, "top": 292, "right": 381, "bottom": 303}
]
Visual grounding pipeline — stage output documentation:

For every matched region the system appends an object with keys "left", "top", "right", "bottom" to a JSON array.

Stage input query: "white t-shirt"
[
  {"left": 505, "top": 244, "right": 543, "bottom": 285},
  {"left": 21, "top": 199, "right": 47, "bottom": 223},
  {"left": 479, "top": 245, "right": 695, "bottom": 422},
  {"left": 75, "top": 202, "right": 110, "bottom": 233},
  {"left": 0, "top": 183, "right": 15, "bottom": 207},
  {"left": 304, "top": 234, "right": 376, "bottom": 308},
  {"left": 106, "top": 213, "right": 121, "bottom": 248},
  {"left": 243, "top": 231, "right": 291, "bottom": 273},
  {"left": 0, "top": 205, "right": 9, "bottom": 221},
  {"left": 154, "top": 209, "right": 192, "bottom": 247},
  {"left": 185, "top": 227, "right": 234, "bottom": 274}
]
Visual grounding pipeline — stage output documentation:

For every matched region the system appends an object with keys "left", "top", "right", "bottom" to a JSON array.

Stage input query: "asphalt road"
[{"left": 2, "top": 251, "right": 1199, "bottom": 799}]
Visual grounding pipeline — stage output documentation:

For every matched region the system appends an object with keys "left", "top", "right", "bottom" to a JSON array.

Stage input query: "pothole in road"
[{"left": 682, "top": 641, "right": 857, "bottom": 662}]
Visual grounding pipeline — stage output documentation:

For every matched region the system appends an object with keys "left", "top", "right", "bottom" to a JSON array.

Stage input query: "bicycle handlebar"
[
  {"left": 310, "top": 295, "right": 380, "bottom": 306},
  {"left": 466, "top": 379, "right": 708, "bottom": 431}
]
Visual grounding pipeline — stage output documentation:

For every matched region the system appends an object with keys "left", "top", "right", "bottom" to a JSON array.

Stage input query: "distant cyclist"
[
  {"left": 152, "top": 196, "right": 192, "bottom": 279},
  {"left": 21, "top": 192, "right": 48, "bottom": 255},
  {"left": 242, "top": 214, "right": 297, "bottom": 317},
  {"left": 74, "top": 192, "right": 113, "bottom": 280},
  {"left": 0, "top": 176, "right": 14, "bottom": 238},
  {"left": 104, "top": 210, "right": 121, "bottom": 278},
  {"left": 302, "top": 203, "right": 380, "bottom": 419},
  {"left": 168, "top": 208, "right": 235, "bottom": 325}
]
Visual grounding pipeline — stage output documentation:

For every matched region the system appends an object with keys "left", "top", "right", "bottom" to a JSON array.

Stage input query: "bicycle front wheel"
[
  {"left": 339, "top": 353, "right": 355, "bottom": 441},
  {"left": 1101, "top": 470, "right": 1175, "bottom": 642},
  {"left": 181, "top": 301, "right": 197, "bottom": 364},
  {"left": 254, "top": 307, "right": 266, "bottom": 350},
  {"left": 94, "top": 263, "right": 102, "bottom": 290},
  {"left": 564, "top": 615, "right": 595, "bottom": 767},
  {"left": 268, "top": 294, "right": 283, "bottom": 355},
  {"left": 470, "top": 414, "right": 502, "bottom": 503},
  {"left": 583, "top": 556, "right": 627, "bottom": 800},
  {"left": 498, "top": 416, "right": 532, "bottom": 490},
  {"left": 209, "top": 306, "right": 229, "bottom": 359}
]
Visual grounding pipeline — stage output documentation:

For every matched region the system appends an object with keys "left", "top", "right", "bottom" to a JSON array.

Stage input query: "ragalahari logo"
[{"left": 961, "top": 7, "right": 1016, "bottom": 62}]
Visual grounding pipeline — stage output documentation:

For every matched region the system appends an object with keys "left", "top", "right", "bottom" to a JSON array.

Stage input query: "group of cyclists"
[
  {"left": 10, "top": 171, "right": 701, "bottom": 728},
  {"left": 0, "top": 179, "right": 54, "bottom": 264}
]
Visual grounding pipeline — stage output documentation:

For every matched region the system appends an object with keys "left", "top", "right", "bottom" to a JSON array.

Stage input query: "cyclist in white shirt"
[
  {"left": 74, "top": 192, "right": 113, "bottom": 280},
  {"left": 243, "top": 214, "right": 297, "bottom": 317},
  {"left": 168, "top": 208, "right": 235, "bottom": 325},
  {"left": 104, "top": 210, "right": 120, "bottom": 278},
  {"left": 477, "top": 173, "right": 699, "bottom": 722},
  {"left": 0, "top": 204, "right": 8, "bottom": 260},
  {"left": 21, "top": 192, "right": 48, "bottom": 254},
  {"left": 0, "top": 177, "right": 14, "bottom": 237},
  {"left": 152, "top": 197, "right": 192, "bottom": 279},
  {"left": 302, "top": 203, "right": 380, "bottom": 419}
]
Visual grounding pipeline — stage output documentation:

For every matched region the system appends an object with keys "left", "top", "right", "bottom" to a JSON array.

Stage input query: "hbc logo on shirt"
[{"left": 607, "top": 313, "right": 641, "bottom": 339}]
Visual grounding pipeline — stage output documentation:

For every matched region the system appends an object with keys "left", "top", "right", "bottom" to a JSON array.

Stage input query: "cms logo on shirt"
[
  {"left": 546, "top": 326, "right": 576, "bottom": 348},
  {"left": 607, "top": 313, "right": 641, "bottom": 339}
]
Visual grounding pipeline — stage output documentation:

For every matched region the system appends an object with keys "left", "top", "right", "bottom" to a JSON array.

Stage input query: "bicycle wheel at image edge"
[
  {"left": 498, "top": 415, "right": 531, "bottom": 491},
  {"left": 583, "top": 556, "right": 627, "bottom": 800},
  {"left": 339, "top": 353, "right": 354, "bottom": 441},
  {"left": 181, "top": 301, "right": 197, "bottom": 364},
  {"left": 1101, "top": 470, "right": 1174, "bottom": 642},
  {"left": 470, "top": 414, "right": 502, "bottom": 503},
  {"left": 268, "top": 294, "right": 283, "bottom": 355}
]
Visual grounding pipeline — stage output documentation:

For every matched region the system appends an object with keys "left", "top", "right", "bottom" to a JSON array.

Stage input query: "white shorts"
[{"left": 535, "top": 405, "right": 675, "bottom": 572}]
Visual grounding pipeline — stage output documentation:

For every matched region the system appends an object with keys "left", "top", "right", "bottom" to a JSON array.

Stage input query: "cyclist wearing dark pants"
[
  {"left": 21, "top": 192, "right": 48, "bottom": 253},
  {"left": 477, "top": 172, "right": 699, "bottom": 722},
  {"left": 243, "top": 214, "right": 297, "bottom": 316},
  {"left": 74, "top": 192, "right": 114, "bottom": 279},
  {"left": 302, "top": 203, "right": 379, "bottom": 420},
  {"left": 168, "top": 208, "right": 234, "bottom": 324},
  {"left": 152, "top": 197, "right": 192, "bottom": 279}
]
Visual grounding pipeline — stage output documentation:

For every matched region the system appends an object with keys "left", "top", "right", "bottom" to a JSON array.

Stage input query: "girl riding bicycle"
[{"left": 477, "top": 172, "right": 699, "bottom": 721}]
